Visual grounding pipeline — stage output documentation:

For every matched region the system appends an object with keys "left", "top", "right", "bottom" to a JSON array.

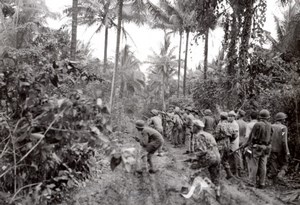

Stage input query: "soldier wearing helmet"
[
  {"left": 135, "top": 120, "right": 164, "bottom": 174},
  {"left": 190, "top": 119, "right": 221, "bottom": 200},
  {"left": 183, "top": 106, "right": 195, "bottom": 154},
  {"left": 172, "top": 107, "right": 183, "bottom": 147},
  {"left": 215, "top": 112, "right": 234, "bottom": 179},
  {"left": 202, "top": 109, "right": 216, "bottom": 134},
  {"left": 148, "top": 109, "right": 164, "bottom": 156},
  {"left": 268, "top": 112, "right": 290, "bottom": 183},
  {"left": 243, "top": 109, "right": 272, "bottom": 189}
]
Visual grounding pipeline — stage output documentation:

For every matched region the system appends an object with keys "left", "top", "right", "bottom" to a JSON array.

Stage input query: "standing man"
[
  {"left": 184, "top": 106, "right": 195, "bottom": 154},
  {"left": 135, "top": 120, "right": 164, "bottom": 174},
  {"left": 236, "top": 109, "right": 247, "bottom": 172},
  {"left": 172, "top": 107, "right": 183, "bottom": 147},
  {"left": 215, "top": 112, "right": 233, "bottom": 179},
  {"left": 268, "top": 112, "right": 290, "bottom": 183},
  {"left": 203, "top": 109, "right": 216, "bottom": 134},
  {"left": 244, "top": 109, "right": 272, "bottom": 188},
  {"left": 227, "top": 111, "right": 242, "bottom": 177},
  {"left": 148, "top": 109, "right": 164, "bottom": 156},
  {"left": 190, "top": 120, "right": 221, "bottom": 200}
]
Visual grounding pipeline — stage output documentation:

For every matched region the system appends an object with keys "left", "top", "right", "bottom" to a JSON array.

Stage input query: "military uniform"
[
  {"left": 215, "top": 118, "right": 233, "bottom": 178},
  {"left": 138, "top": 126, "right": 164, "bottom": 172},
  {"left": 268, "top": 120, "right": 290, "bottom": 181},
  {"left": 184, "top": 112, "right": 195, "bottom": 152},
  {"left": 172, "top": 108, "right": 183, "bottom": 146},
  {"left": 246, "top": 110, "right": 272, "bottom": 188},
  {"left": 227, "top": 117, "right": 241, "bottom": 176}
]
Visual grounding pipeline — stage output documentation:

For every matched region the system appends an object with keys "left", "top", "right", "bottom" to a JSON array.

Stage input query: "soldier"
[
  {"left": 148, "top": 109, "right": 164, "bottom": 156},
  {"left": 227, "top": 111, "right": 242, "bottom": 177},
  {"left": 243, "top": 109, "right": 272, "bottom": 188},
  {"left": 190, "top": 120, "right": 221, "bottom": 200},
  {"left": 236, "top": 109, "right": 247, "bottom": 172},
  {"left": 203, "top": 109, "right": 216, "bottom": 134},
  {"left": 135, "top": 120, "right": 164, "bottom": 174},
  {"left": 215, "top": 112, "right": 233, "bottom": 179},
  {"left": 172, "top": 107, "right": 183, "bottom": 147},
  {"left": 268, "top": 112, "right": 290, "bottom": 183},
  {"left": 183, "top": 106, "right": 195, "bottom": 154}
]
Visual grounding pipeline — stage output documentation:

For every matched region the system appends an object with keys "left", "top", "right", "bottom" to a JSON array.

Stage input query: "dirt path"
[{"left": 59, "top": 140, "right": 287, "bottom": 205}]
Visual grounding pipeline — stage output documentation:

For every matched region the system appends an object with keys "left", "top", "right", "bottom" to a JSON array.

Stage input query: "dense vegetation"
[{"left": 0, "top": 0, "right": 300, "bottom": 204}]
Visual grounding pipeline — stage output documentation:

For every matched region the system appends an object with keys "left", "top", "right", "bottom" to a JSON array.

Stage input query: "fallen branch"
[{"left": 9, "top": 182, "right": 42, "bottom": 204}]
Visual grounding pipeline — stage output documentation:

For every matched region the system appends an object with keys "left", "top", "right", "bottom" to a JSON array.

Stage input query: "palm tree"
[
  {"left": 146, "top": 33, "right": 177, "bottom": 111},
  {"left": 109, "top": 0, "right": 123, "bottom": 110},
  {"left": 119, "top": 45, "right": 145, "bottom": 98},
  {"left": 70, "top": 0, "right": 78, "bottom": 60}
]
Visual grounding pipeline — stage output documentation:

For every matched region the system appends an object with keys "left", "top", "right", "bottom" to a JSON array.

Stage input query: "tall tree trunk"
[
  {"left": 238, "top": 0, "right": 254, "bottom": 76},
  {"left": 177, "top": 31, "right": 182, "bottom": 97},
  {"left": 109, "top": 0, "right": 123, "bottom": 111},
  {"left": 203, "top": 28, "right": 209, "bottom": 80},
  {"left": 70, "top": 0, "right": 78, "bottom": 60},
  {"left": 227, "top": 11, "right": 238, "bottom": 78},
  {"left": 183, "top": 30, "right": 189, "bottom": 97},
  {"left": 103, "top": 26, "right": 109, "bottom": 73},
  {"left": 162, "top": 69, "right": 166, "bottom": 111}
]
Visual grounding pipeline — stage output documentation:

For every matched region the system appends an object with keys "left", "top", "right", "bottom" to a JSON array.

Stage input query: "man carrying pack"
[
  {"left": 184, "top": 106, "right": 195, "bottom": 154},
  {"left": 190, "top": 120, "right": 221, "bottom": 200},
  {"left": 215, "top": 112, "right": 234, "bottom": 179},
  {"left": 148, "top": 109, "right": 164, "bottom": 156},
  {"left": 135, "top": 120, "right": 164, "bottom": 174},
  {"left": 268, "top": 112, "right": 290, "bottom": 183},
  {"left": 243, "top": 109, "right": 272, "bottom": 188},
  {"left": 203, "top": 109, "right": 216, "bottom": 134}
]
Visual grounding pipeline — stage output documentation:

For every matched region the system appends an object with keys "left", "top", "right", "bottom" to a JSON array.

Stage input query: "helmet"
[
  {"left": 204, "top": 109, "right": 212, "bottom": 116},
  {"left": 238, "top": 109, "right": 246, "bottom": 117},
  {"left": 185, "top": 106, "right": 193, "bottom": 111},
  {"left": 259, "top": 109, "right": 270, "bottom": 119},
  {"left": 151, "top": 109, "right": 158, "bottom": 115},
  {"left": 220, "top": 112, "right": 228, "bottom": 118},
  {"left": 275, "top": 112, "right": 287, "bottom": 121},
  {"left": 135, "top": 120, "right": 145, "bottom": 129},
  {"left": 193, "top": 120, "right": 204, "bottom": 128},
  {"left": 174, "top": 107, "right": 180, "bottom": 113},
  {"left": 228, "top": 111, "right": 237, "bottom": 117}
]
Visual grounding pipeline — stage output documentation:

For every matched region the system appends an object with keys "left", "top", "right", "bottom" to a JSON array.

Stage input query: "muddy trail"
[{"left": 60, "top": 140, "right": 289, "bottom": 205}]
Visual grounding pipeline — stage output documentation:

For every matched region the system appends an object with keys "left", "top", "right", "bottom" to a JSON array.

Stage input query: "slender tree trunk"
[
  {"left": 227, "top": 11, "right": 238, "bottom": 77},
  {"left": 109, "top": 0, "right": 123, "bottom": 111},
  {"left": 103, "top": 26, "right": 109, "bottom": 73},
  {"left": 183, "top": 30, "right": 189, "bottom": 97},
  {"left": 238, "top": 0, "right": 254, "bottom": 76},
  {"left": 70, "top": 0, "right": 78, "bottom": 60},
  {"left": 204, "top": 28, "right": 209, "bottom": 80},
  {"left": 162, "top": 69, "right": 166, "bottom": 111},
  {"left": 177, "top": 31, "right": 182, "bottom": 97}
]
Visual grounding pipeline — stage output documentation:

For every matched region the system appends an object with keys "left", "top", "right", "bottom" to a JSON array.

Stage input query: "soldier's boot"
[
  {"left": 225, "top": 168, "right": 233, "bottom": 179},
  {"left": 147, "top": 157, "right": 158, "bottom": 174}
]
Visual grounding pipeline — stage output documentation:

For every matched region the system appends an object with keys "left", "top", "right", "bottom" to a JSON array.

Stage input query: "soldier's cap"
[
  {"left": 151, "top": 109, "right": 158, "bottom": 115},
  {"left": 174, "top": 106, "right": 180, "bottom": 113},
  {"left": 228, "top": 111, "right": 237, "bottom": 117},
  {"left": 275, "top": 112, "right": 287, "bottom": 121},
  {"left": 204, "top": 109, "right": 212, "bottom": 115},
  {"left": 193, "top": 120, "right": 204, "bottom": 128},
  {"left": 238, "top": 109, "right": 246, "bottom": 117},
  {"left": 259, "top": 109, "right": 270, "bottom": 119},
  {"left": 220, "top": 112, "right": 228, "bottom": 118},
  {"left": 135, "top": 120, "right": 145, "bottom": 129},
  {"left": 185, "top": 106, "right": 193, "bottom": 111}
]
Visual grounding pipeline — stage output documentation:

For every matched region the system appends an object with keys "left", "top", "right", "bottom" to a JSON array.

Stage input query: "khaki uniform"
[
  {"left": 172, "top": 113, "right": 183, "bottom": 146},
  {"left": 203, "top": 115, "right": 216, "bottom": 134},
  {"left": 268, "top": 123, "right": 289, "bottom": 180},
  {"left": 184, "top": 113, "right": 195, "bottom": 152},
  {"left": 192, "top": 131, "right": 221, "bottom": 187},
  {"left": 148, "top": 115, "right": 163, "bottom": 134},
  {"left": 215, "top": 120, "right": 231, "bottom": 170},
  {"left": 227, "top": 120, "right": 241, "bottom": 175},
  {"left": 247, "top": 120, "right": 272, "bottom": 187},
  {"left": 139, "top": 127, "right": 164, "bottom": 170}
]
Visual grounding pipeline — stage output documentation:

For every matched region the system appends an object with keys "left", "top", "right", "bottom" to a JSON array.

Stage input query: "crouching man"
[
  {"left": 135, "top": 120, "right": 164, "bottom": 174},
  {"left": 190, "top": 120, "right": 221, "bottom": 200}
]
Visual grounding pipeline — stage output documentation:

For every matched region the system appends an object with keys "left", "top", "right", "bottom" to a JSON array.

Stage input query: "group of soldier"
[{"left": 134, "top": 106, "right": 290, "bottom": 200}]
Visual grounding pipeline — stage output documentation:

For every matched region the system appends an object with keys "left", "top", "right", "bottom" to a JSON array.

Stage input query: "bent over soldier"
[
  {"left": 190, "top": 120, "right": 221, "bottom": 200},
  {"left": 135, "top": 120, "right": 164, "bottom": 174}
]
